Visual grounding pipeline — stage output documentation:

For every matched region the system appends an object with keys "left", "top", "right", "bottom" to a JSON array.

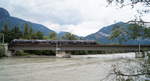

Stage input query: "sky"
[{"left": 0, "top": 0, "right": 150, "bottom": 36}]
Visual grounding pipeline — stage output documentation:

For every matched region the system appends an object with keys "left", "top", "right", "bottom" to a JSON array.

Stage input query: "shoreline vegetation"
[
  {"left": 0, "top": 44, "right": 5, "bottom": 58},
  {"left": 15, "top": 50, "right": 131, "bottom": 56}
]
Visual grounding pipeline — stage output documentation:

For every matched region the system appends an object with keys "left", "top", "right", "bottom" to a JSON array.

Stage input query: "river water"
[{"left": 0, "top": 53, "right": 142, "bottom": 81}]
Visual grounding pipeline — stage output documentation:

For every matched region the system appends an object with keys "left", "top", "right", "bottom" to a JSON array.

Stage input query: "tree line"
[
  {"left": 0, "top": 23, "right": 43, "bottom": 43},
  {"left": 0, "top": 23, "right": 79, "bottom": 43}
]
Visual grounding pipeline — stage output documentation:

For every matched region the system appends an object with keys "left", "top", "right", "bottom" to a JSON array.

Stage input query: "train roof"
[{"left": 11, "top": 39, "right": 96, "bottom": 43}]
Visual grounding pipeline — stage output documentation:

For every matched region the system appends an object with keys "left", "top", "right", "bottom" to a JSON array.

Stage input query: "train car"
[{"left": 9, "top": 39, "right": 97, "bottom": 46}]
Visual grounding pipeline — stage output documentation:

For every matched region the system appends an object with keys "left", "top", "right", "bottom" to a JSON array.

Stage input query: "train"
[{"left": 9, "top": 39, "right": 97, "bottom": 46}]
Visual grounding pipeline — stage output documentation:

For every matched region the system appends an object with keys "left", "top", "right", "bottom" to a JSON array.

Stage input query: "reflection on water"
[{"left": 0, "top": 53, "right": 139, "bottom": 81}]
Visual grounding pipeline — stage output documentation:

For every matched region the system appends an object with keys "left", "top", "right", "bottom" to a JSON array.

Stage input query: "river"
[{"left": 0, "top": 53, "right": 143, "bottom": 81}]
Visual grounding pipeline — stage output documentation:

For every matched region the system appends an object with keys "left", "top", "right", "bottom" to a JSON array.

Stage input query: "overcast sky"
[{"left": 0, "top": 0, "right": 150, "bottom": 36}]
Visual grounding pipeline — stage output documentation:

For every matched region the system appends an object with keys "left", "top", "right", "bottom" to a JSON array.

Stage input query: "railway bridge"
[{"left": 8, "top": 39, "right": 150, "bottom": 57}]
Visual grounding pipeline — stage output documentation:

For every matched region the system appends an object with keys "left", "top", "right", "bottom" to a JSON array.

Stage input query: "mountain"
[
  {"left": 85, "top": 22, "right": 126, "bottom": 44},
  {"left": 85, "top": 22, "right": 150, "bottom": 45},
  {"left": 0, "top": 8, "right": 10, "bottom": 18},
  {"left": 0, "top": 8, "right": 54, "bottom": 35}
]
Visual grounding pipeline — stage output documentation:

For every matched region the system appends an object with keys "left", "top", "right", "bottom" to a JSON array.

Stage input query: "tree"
[
  {"left": 144, "top": 27, "right": 150, "bottom": 38},
  {"left": 127, "top": 24, "right": 144, "bottom": 40},
  {"left": 1, "top": 24, "right": 12, "bottom": 43},
  {"left": 1, "top": 24, "right": 22, "bottom": 43},
  {"left": 62, "top": 33, "right": 78, "bottom": 40},
  {"left": 36, "top": 31, "right": 43, "bottom": 39},
  {"left": 32, "top": 31, "right": 43, "bottom": 39},
  {"left": 0, "top": 45, "right": 5, "bottom": 57},
  {"left": 23, "top": 23, "right": 30, "bottom": 39},
  {"left": 1, "top": 24, "right": 9, "bottom": 33},
  {"left": 11, "top": 26, "right": 22, "bottom": 39},
  {"left": 109, "top": 23, "right": 148, "bottom": 44},
  {"left": 109, "top": 25, "right": 128, "bottom": 44},
  {"left": 1, "top": 25, "right": 24, "bottom": 43},
  {"left": 29, "top": 27, "right": 33, "bottom": 35},
  {"left": 107, "top": 0, "right": 150, "bottom": 7},
  {"left": 107, "top": 0, "right": 150, "bottom": 24},
  {"left": 49, "top": 32, "right": 57, "bottom": 40},
  {"left": 23, "top": 23, "right": 35, "bottom": 39}
]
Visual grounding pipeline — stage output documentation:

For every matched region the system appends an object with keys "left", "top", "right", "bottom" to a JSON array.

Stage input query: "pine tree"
[
  {"left": 62, "top": 33, "right": 78, "bottom": 40},
  {"left": 2, "top": 24, "right": 9, "bottom": 33},
  {"left": 34, "top": 31, "right": 43, "bottom": 39},
  {"left": 11, "top": 26, "right": 22, "bottom": 39},
  {"left": 1, "top": 24, "right": 10, "bottom": 43},
  {"left": 49, "top": 32, "right": 57, "bottom": 40},
  {"left": 23, "top": 23, "right": 30, "bottom": 39}
]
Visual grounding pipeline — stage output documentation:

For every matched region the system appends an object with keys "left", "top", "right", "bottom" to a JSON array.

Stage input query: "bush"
[
  {"left": 0, "top": 45, "right": 5, "bottom": 57},
  {"left": 24, "top": 50, "right": 55, "bottom": 56},
  {"left": 15, "top": 50, "right": 29, "bottom": 56}
]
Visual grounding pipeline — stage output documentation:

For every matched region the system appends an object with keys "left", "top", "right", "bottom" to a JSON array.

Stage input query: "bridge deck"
[{"left": 9, "top": 44, "right": 150, "bottom": 51}]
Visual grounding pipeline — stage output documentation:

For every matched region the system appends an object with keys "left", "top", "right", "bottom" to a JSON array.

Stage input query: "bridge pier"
[
  {"left": 10, "top": 50, "right": 17, "bottom": 56},
  {"left": 0, "top": 44, "right": 12, "bottom": 56},
  {"left": 56, "top": 51, "right": 71, "bottom": 58},
  {"left": 135, "top": 52, "right": 145, "bottom": 58}
]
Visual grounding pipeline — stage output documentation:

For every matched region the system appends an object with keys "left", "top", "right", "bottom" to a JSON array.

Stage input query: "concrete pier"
[
  {"left": 56, "top": 51, "right": 71, "bottom": 58},
  {"left": 0, "top": 44, "right": 12, "bottom": 56},
  {"left": 135, "top": 52, "right": 147, "bottom": 58},
  {"left": 135, "top": 52, "right": 142, "bottom": 58}
]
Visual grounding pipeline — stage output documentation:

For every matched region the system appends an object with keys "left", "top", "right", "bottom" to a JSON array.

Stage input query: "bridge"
[{"left": 8, "top": 39, "right": 150, "bottom": 57}]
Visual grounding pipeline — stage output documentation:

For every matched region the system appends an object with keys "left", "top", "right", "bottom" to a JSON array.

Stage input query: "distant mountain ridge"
[
  {"left": 85, "top": 22, "right": 125, "bottom": 43},
  {"left": 85, "top": 22, "right": 150, "bottom": 45},
  {"left": 0, "top": 8, "right": 54, "bottom": 35},
  {"left": 0, "top": 8, "right": 10, "bottom": 18}
]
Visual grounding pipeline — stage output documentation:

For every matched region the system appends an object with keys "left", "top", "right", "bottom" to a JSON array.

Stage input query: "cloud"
[
  {"left": 0, "top": 0, "right": 83, "bottom": 25},
  {"left": 0, "top": 0, "right": 150, "bottom": 36},
  {"left": 45, "top": 21, "right": 101, "bottom": 36}
]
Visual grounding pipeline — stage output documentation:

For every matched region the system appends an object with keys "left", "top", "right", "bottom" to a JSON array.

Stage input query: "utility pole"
[
  {"left": 56, "top": 40, "right": 58, "bottom": 53},
  {"left": 138, "top": 37, "right": 141, "bottom": 55},
  {"left": 139, "top": 41, "right": 140, "bottom": 54},
  {"left": 2, "top": 34, "right": 4, "bottom": 44},
  {"left": 56, "top": 40, "right": 60, "bottom": 54}
]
